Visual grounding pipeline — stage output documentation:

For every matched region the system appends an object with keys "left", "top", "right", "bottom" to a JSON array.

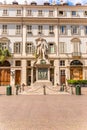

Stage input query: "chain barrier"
[
  {"left": 46, "top": 86, "right": 60, "bottom": 92},
  {"left": 24, "top": 86, "right": 43, "bottom": 93},
  {"left": 21, "top": 85, "right": 71, "bottom": 94}
]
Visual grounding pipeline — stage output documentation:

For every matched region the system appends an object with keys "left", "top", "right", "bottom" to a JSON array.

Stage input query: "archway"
[
  {"left": 70, "top": 60, "right": 83, "bottom": 80},
  {"left": 0, "top": 61, "right": 10, "bottom": 86}
]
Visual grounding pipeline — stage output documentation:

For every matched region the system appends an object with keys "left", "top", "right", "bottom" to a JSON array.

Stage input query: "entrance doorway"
[
  {"left": 15, "top": 70, "right": 21, "bottom": 85},
  {"left": 50, "top": 68, "right": 54, "bottom": 85},
  {"left": 70, "top": 60, "right": 83, "bottom": 80},
  {"left": 0, "top": 61, "right": 10, "bottom": 86},
  {"left": 60, "top": 70, "right": 66, "bottom": 85},
  {"left": 27, "top": 68, "right": 31, "bottom": 86}
]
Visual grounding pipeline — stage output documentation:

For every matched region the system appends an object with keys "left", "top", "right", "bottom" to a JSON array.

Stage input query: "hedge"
[{"left": 67, "top": 80, "right": 87, "bottom": 85}]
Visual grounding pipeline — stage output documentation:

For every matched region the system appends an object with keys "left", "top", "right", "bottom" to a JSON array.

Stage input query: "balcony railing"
[{"left": 72, "top": 52, "right": 81, "bottom": 58}]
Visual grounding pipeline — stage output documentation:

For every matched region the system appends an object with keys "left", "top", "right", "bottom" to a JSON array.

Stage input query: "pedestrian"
[
  {"left": 16, "top": 84, "right": 19, "bottom": 95},
  {"left": 22, "top": 83, "right": 25, "bottom": 91}
]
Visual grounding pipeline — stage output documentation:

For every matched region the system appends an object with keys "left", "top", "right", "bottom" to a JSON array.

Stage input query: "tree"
[{"left": 0, "top": 49, "right": 11, "bottom": 63}]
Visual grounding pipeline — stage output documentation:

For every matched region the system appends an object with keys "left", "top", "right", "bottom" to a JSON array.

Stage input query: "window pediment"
[
  {"left": 71, "top": 38, "right": 80, "bottom": 42},
  {"left": 0, "top": 37, "right": 10, "bottom": 43}
]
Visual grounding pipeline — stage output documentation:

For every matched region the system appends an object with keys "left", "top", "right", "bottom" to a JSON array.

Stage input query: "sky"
[{"left": 0, "top": 0, "right": 87, "bottom": 5}]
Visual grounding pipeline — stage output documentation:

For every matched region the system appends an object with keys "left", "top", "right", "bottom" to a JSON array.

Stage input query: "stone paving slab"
[{"left": 0, "top": 95, "right": 87, "bottom": 130}]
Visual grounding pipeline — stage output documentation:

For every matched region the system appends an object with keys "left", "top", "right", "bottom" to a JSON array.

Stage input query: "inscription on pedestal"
[{"left": 38, "top": 68, "right": 48, "bottom": 80}]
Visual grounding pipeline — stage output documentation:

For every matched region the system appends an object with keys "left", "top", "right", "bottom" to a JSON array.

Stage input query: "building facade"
[{"left": 0, "top": 2, "right": 87, "bottom": 87}]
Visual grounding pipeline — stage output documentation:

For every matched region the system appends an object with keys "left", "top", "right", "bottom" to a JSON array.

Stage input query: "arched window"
[
  {"left": 0, "top": 37, "right": 10, "bottom": 50},
  {"left": 0, "top": 61, "right": 10, "bottom": 67},
  {"left": 70, "top": 60, "right": 83, "bottom": 66}
]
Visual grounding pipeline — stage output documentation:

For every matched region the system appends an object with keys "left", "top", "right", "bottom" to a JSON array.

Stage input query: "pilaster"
[
  {"left": 21, "top": 60, "right": 27, "bottom": 85},
  {"left": 22, "top": 24, "right": 26, "bottom": 56},
  {"left": 54, "top": 60, "right": 60, "bottom": 85}
]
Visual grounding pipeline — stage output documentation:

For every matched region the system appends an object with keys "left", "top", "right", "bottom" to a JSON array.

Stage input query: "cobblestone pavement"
[{"left": 0, "top": 95, "right": 87, "bottom": 130}]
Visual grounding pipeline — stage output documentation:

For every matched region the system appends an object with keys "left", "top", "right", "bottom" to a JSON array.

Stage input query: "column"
[
  {"left": 21, "top": 60, "right": 27, "bottom": 85},
  {"left": 54, "top": 25, "right": 58, "bottom": 56},
  {"left": 83, "top": 67, "right": 85, "bottom": 80},
  {"left": 31, "top": 61, "right": 34, "bottom": 84},
  {"left": 66, "top": 60, "right": 70, "bottom": 85},
  {"left": 36, "top": 68, "right": 38, "bottom": 81},
  {"left": 22, "top": 24, "right": 26, "bottom": 56},
  {"left": 48, "top": 68, "right": 50, "bottom": 81},
  {"left": 54, "top": 60, "right": 60, "bottom": 85},
  {"left": 31, "top": 68, "right": 33, "bottom": 85}
]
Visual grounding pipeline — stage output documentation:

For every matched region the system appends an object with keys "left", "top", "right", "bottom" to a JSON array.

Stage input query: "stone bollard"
[{"left": 43, "top": 85, "right": 46, "bottom": 95}]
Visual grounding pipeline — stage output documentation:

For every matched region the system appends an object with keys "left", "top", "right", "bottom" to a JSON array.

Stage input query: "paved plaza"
[{"left": 0, "top": 94, "right": 87, "bottom": 130}]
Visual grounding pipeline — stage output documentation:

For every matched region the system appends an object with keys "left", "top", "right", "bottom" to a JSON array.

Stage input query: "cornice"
[
  {"left": 0, "top": 17, "right": 87, "bottom": 25},
  {"left": 0, "top": 4, "right": 87, "bottom": 10}
]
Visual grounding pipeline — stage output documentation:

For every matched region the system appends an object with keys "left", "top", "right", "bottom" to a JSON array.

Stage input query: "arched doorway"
[
  {"left": 70, "top": 60, "right": 83, "bottom": 80},
  {"left": 0, "top": 61, "right": 10, "bottom": 86}
]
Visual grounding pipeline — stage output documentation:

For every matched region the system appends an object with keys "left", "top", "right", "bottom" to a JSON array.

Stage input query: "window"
[
  {"left": 16, "top": 25, "right": 21, "bottom": 34},
  {"left": 27, "top": 25, "right": 32, "bottom": 34},
  {"left": 60, "top": 60, "right": 65, "bottom": 66},
  {"left": 38, "top": 10, "right": 43, "bottom": 16},
  {"left": 49, "top": 25, "right": 54, "bottom": 34},
  {"left": 16, "top": 9, "right": 22, "bottom": 16},
  {"left": 26, "top": 10, "right": 32, "bottom": 16},
  {"left": 49, "top": 43, "right": 55, "bottom": 54},
  {"left": 3, "top": 9, "right": 8, "bottom": 15},
  {"left": 72, "top": 11, "right": 76, "bottom": 16},
  {"left": 27, "top": 61, "right": 31, "bottom": 66},
  {"left": 2, "top": 25, "right": 7, "bottom": 34},
  {"left": 60, "top": 26, "right": 66, "bottom": 35},
  {"left": 49, "top": 10, "right": 53, "bottom": 17},
  {"left": 71, "top": 26, "right": 79, "bottom": 35},
  {"left": 73, "top": 42, "right": 80, "bottom": 53},
  {"left": 71, "top": 38, "right": 81, "bottom": 56},
  {"left": 15, "top": 60, "right": 21, "bottom": 66},
  {"left": 0, "top": 43, "right": 8, "bottom": 50},
  {"left": 60, "top": 70, "right": 65, "bottom": 76},
  {"left": 50, "top": 60, "right": 54, "bottom": 66},
  {"left": 38, "top": 25, "right": 43, "bottom": 34},
  {"left": 26, "top": 42, "right": 33, "bottom": 54},
  {"left": 85, "top": 26, "right": 87, "bottom": 34},
  {"left": 14, "top": 42, "right": 21, "bottom": 54},
  {"left": 59, "top": 11, "right": 64, "bottom": 16},
  {"left": 59, "top": 42, "right": 66, "bottom": 54},
  {"left": 84, "top": 11, "right": 87, "bottom": 16}
]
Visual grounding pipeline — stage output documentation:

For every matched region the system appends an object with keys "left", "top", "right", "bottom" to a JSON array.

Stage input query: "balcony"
[{"left": 72, "top": 52, "right": 81, "bottom": 58}]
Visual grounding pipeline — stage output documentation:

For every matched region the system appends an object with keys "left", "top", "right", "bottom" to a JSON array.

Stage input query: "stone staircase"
[{"left": 32, "top": 80, "right": 52, "bottom": 87}]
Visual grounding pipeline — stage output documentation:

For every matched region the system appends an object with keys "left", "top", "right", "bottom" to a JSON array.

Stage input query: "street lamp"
[{"left": 10, "top": 70, "right": 15, "bottom": 78}]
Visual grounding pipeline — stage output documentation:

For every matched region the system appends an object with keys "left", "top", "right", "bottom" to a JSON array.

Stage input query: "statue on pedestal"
[{"left": 35, "top": 37, "right": 48, "bottom": 60}]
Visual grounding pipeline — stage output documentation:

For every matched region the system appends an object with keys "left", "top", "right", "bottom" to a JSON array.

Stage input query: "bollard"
[
  {"left": 70, "top": 85, "right": 74, "bottom": 95},
  {"left": 43, "top": 85, "right": 46, "bottom": 95}
]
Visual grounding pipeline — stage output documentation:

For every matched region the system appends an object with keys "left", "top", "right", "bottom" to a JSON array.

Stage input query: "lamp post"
[
  {"left": 10, "top": 70, "right": 15, "bottom": 95},
  {"left": 10, "top": 70, "right": 15, "bottom": 79}
]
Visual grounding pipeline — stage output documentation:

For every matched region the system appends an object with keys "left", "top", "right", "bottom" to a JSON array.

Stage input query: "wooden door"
[
  {"left": 15, "top": 70, "right": 21, "bottom": 85},
  {"left": 60, "top": 70, "right": 66, "bottom": 85},
  {"left": 60, "top": 75, "right": 65, "bottom": 85},
  {"left": 0, "top": 69, "right": 10, "bottom": 86}
]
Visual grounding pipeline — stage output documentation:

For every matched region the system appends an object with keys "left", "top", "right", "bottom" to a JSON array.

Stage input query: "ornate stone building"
[{"left": 0, "top": 1, "right": 87, "bottom": 87}]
